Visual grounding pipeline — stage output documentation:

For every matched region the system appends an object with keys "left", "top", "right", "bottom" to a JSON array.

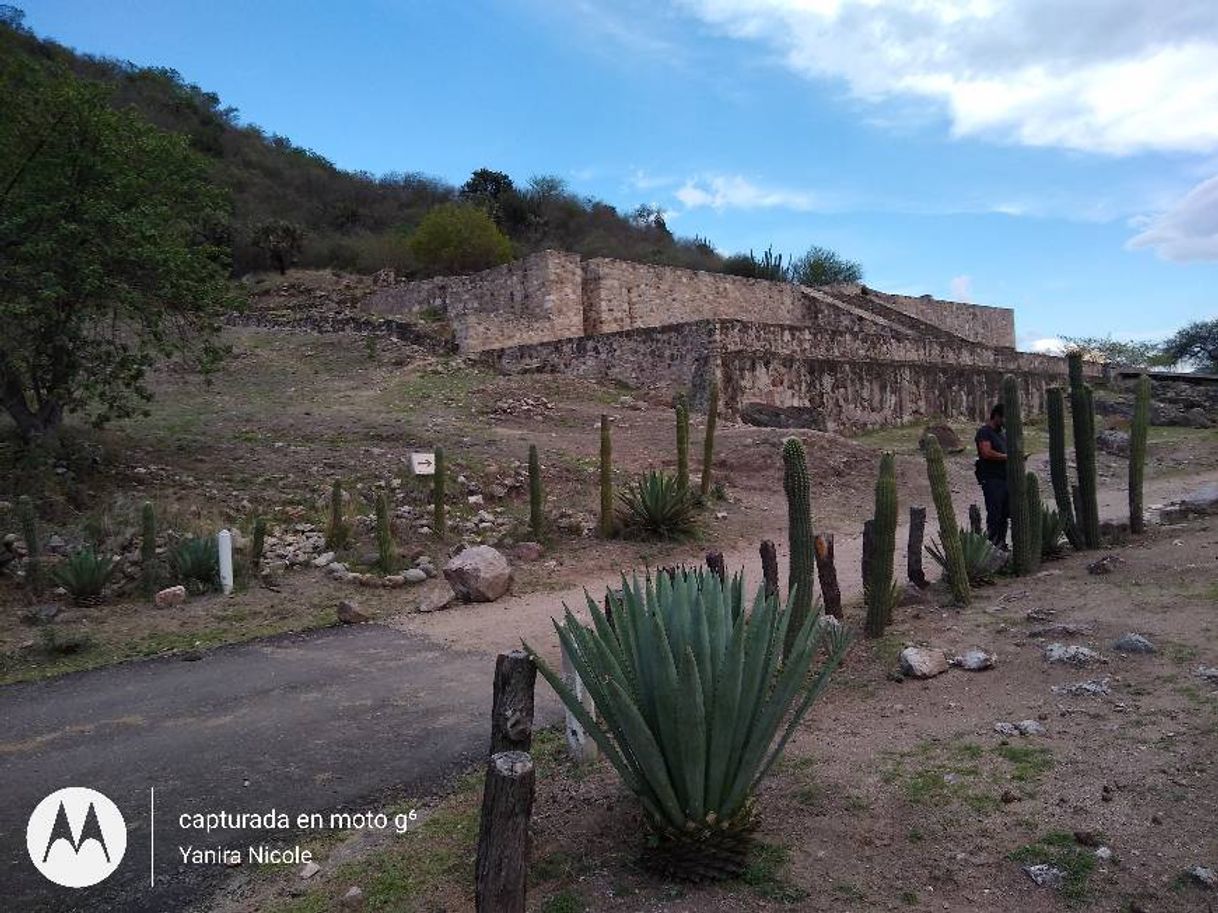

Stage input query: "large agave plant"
[
  {"left": 171, "top": 536, "right": 220, "bottom": 594},
  {"left": 928, "top": 530, "right": 1008, "bottom": 585},
  {"left": 526, "top": 570, "right": 848, "bottom": 881},
  {"left": 616, "top": 471, "right": 700, "bottom": 541},
  {"left": 52, "top": 548, "right": 115, "bottom": 606},
  {"left": 1041, "top": 507, "right": 1067, "bottom": 559}
]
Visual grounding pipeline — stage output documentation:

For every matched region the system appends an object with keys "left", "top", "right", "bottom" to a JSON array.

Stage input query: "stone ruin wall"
[{"left": 879, "top": 291, "right": 1016, "bottom": 349}]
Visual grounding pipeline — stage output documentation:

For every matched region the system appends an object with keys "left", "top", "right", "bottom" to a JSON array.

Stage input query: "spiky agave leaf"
[
  {"left": 1041, "top": 507, "right": 1067, "bottom": 559},
  {"left": 616, "top": 471, "right": 700, "bottom": 541},
  {"left": 524, "top": 569, "right": 849, "bottom": 879},
  {"left": 927, "top": 531, "right": 1007, "bottom": 585},
  {"left": 52, "top": 548, "right": 115, "bottom": 604}
]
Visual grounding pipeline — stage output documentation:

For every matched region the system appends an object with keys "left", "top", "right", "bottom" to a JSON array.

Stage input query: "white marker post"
[
  {"left": 217, "top": 529, "right": 234, "bottom": 595},
  {"left": 560, "top": 644, "right": 599, "bottom": 762}
]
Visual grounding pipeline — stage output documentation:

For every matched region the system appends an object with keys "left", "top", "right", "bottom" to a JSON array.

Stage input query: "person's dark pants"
[{"left": 980, "top": 477, "right": 1009, "bottom": 547}]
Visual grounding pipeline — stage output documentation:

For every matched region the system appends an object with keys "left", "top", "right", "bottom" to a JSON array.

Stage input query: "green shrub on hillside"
[{"left": 407, "top": 203, "right": 513, "bottom": 276}]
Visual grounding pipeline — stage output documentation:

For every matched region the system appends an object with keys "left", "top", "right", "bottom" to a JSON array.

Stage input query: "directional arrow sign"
[{"left": 410, "top": 452, "right": 436, "bottom": 476}]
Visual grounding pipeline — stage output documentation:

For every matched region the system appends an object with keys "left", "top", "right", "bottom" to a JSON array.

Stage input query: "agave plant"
[
  {"left": 1041, "top": 507, "right": 1067, "bottom": 559},
  {"left": 526, "top": 570, "right": 848, "bottom": 881},
  {"left": 927, "top": 530, "right": 1007, "bottom": 586},
  {"left": 616, "top": 471, "right": 700, "bottom": 540},
  {"left": 171, "top": 536, "right": 220, "bottom": 594},
  {"left": 52, "top": 548, "right": 115, "bottom": 606}
]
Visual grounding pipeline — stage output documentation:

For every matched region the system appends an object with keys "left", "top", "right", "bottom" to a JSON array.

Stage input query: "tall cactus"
[
  {"left": 700, "top": 381, "right": 719, "bottom": 499},
  {"left": 375, "top": 490, "right": 394, "bottom": 573},
  {"left": 675, "top": 394, "right": 690, "bottom": 492},
  {"left": 433, "top": 446, "right": 446, "bottom": 538},
  {"left": 1046, "top": 387, "right": 1084, "bottom": 550},
  {"left": 140, "top": 501, "right": 158, "bottom": 595},
  {"left": 599, "top": 415, "right": 614, "bottom": 538},
  {"left": 1129, "top": 373, "right": 1151, "bottom": 534},
  {"left": 924, "top": 435, "right": 970, "bottom": 605},
  {"left": 325, "top": 479, "right": 345, "bottom": 549},
  {"left": 528, "top": 443, "right": 544, "bottom": 541},
  {"left": 17, "top": 494, "right": 42, "bottom": 595},
  {"left": 1068, "top": 352, "right": 1100, "bottom": 548},
  {"left": 1026, "top": 472, "right": 1043, "bottom": 572},
  {"left": 1003, "top": 375, "right": 1033, "bottom": 576},
  {"left": 781, "top": 437, "right": 815, "bottom": 653},
  {"left": 865, "top": 452, "right": 898, "bottom": 637}
]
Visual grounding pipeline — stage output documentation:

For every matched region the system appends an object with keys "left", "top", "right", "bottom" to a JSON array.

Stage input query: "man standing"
[{"left": 975, "top": 404, "right": 1009, "bottom": 547}]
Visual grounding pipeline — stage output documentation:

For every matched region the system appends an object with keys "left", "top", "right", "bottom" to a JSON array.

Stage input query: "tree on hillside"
[
  {"left": 407, "top": 203, "right": 513, "bottom": 276},
  {"left": 253, "top": 218, "right": 305, "bottom": 275},
  {"left": 0, "top": 62, "right": 234, "bottom": 442},
  {"left": 1061, "top": 335, "right": 1166, "bottom": 367},
  {"left": 1161, "top": 319, "right": 1218, "bottom": 373},
  {"left": 788, "top": 245, "right": 863, "bottom": 287}
]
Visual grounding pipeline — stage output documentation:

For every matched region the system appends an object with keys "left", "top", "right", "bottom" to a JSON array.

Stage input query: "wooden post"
[
  {"left": 705, "top": 550, "right": 725, "bottom": 583},
  {"left": 907, "top": 506, "right": 928, "bottom": 589},
  {"left": 813, "top": 533, "right": 842, "bottom": 619},
  {"left": 561, "top": 644, "right": 598, "bottom": 762},
  {"left": 968, "top": 503, "right": 983, "bottom": 536},
  {"left": 759, "top": 540, "right": 779, "bottom": 604},
  {"left": 475, "top": 750, "right": 534, "bottom": 913},
  {"left": 489, "top": 650, "right": 536, "bottom": 756}
]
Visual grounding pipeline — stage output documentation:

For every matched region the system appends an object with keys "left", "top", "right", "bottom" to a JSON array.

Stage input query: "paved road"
[{"left": 0, "top": 624, "right": 557, "bottom": 913}]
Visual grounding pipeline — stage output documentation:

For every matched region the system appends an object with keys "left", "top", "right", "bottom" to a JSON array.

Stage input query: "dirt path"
[{"left": 397, "top": 467, "right": 1218, "bottom": 662}]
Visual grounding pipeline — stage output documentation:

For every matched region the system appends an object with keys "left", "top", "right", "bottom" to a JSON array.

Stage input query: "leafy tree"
[
  {"left": 0, "top": 62, "right": 234, "bottom": 442},
  {"left": 252, "top": 218, "right": 305, "bottom": 275},
  {"left": 1061, "top": 335, "right": 1167, "bottom": 367},
  {"left": 406, "top": 203, "right": 513, "bottom": 276},
  {"left": 1161, "top": 319, "right": 1218, "bottom": 373},
  {"left": 788, "top": 245, "right": 863, "bottom": 287}
]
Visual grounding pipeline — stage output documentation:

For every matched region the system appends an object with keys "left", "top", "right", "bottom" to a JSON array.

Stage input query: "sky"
[{"left": 19, "top": 0, "right": 1218, "bottom": 351}]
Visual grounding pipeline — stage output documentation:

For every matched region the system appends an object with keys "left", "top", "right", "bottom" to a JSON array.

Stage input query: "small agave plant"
[
  {"left": 52, "top": 548, "right": 115, "bottom": 607},
  {"left": 526, "top": 569, "right": 848, "bottom": 881},
  {"left": 927, "top": 530, "right": 1007, "bottom": 585}
]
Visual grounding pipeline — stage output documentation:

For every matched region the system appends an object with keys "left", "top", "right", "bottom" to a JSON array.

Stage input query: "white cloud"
[
  {"left": 674, "top": 174, "right": 820, "bottom": 211},
  {"left": 1027, "top": 336, "right": 1067, "bottom": 355},
  {"left": 679, "top": 0, "right": 1218, "bottom": 155},
  {"left": 1127, "top": 174, "right": 1218, "bottom": 260},
  {"left": 949, "top": 275, "right": 973, "bottom": 301}
]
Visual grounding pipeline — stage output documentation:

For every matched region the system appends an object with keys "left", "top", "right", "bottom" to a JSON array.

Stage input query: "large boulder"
[
  {"left": 739, "top": 402, "right": 824, "bottom": 429},
  {"left": 444, "top": 546, "right": 512, "bottom": 602},
  {"left": 921, "top": 423, "right": 964, "bottom": 454},
  {"left": 899, "top": 646, "right": 949, "bottom": 679}
]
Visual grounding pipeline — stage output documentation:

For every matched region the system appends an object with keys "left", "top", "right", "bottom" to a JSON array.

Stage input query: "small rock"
[
  {"left": 415, "top": 579, "right": 456, "bottom": 613},
  {"left": 1015, "top": 719, "right": 1047, "bottom": 736},
  {"left": 994, "top": 722, "right": 1020, "bottom": 737},
  {"left": 312, "top": 551, "right": 336, "bottom": 568},
  {"left": 1096, "top": 429, "right": 1130, "bottom": 456},
  {"left": 510, "top": 542, "right": 544, "bottom": 563},
  {"left": 155, "top": 585, "right": 187, "bottom": 609},
  {"left": 1194, "top": 666, "right": 1218, "bottom": 683},
  {"left": 340, "top": 886, "right": 365, "bottom": 910},
  {"left": 443, "top": 546, "right": 512, "bottom": 602},
  {"left": 1188, "top": 865, "right": 1217, "bottom": 889},
  {"left": 403, "top": 568, "right": 427, "bottom": 583},
  {"left": 299, "top": 861, "right": 320, "bottom": 879},
  {"left": 336, "top": 600, "right": 370, "bottom": 624},
  {"left": 1045, "top": 643, "right": 1100, "bottom": 665},
  {"left": 1025, "top": 607, "right": 1055, "bottom": 622},
  {"left": 1112, "top": 633, "right": 1155, "bottom": 654},
  {"left": 467, "top": 494, "right": 484, "bottom": 506},
  {"left": 899, "top": 646, "right": 950, "bottom": 679},
  {"left": 1087, "top": 554, "right": 1123, "bottom": 575},
  {"left": 383, "top": 575, "right": 406, "bottom": 588},
  {"left": 1094, "top": 846, "right": 1114, "bottom": 862},
  {"left": 899, "top": 582, "right": 929, "bottom": 607},
  {"left": 954, "top": 648, "right": 996, "bottom": 671},
  {"left": 1052, "top": 678, "right": 1111, "bottom": 696},
  {"left": 1022, "top": 863, "right": 1065, "bottom": 888}
]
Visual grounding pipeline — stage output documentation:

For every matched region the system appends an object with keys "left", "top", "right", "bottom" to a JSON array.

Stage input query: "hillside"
[{"left": 0, "top": 8, "right": 726, "bottom": 277}]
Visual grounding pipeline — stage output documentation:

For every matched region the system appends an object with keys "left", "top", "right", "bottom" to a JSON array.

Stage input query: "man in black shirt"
[{"left": 975, "top": 403, "right": 1009, "bottom": 547}]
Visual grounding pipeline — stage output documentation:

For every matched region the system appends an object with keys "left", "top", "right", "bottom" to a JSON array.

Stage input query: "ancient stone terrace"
[{"left": 362, "top": 251, "right": 1092, "bottom": 431}]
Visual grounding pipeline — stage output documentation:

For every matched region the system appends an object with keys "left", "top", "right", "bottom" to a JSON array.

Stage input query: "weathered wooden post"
[
  {"left": 705, "top": 550, "right": 726, "bottom": 583},
  {"left": 907, "top": 506, "right": 928, "bottom": 589},
  {"left": 561, "top": 645, "right": 598, "bottom": 762},
  {"left": 490, "top": 650, "right": 536, "bottom": 755},
  {"left": 759, "top": 540, "right": 779, "bottom": 603},
  {"left": 475, "top": 750, "right": 534, "bottom": 913},
  {"left": 813, "top": 533, "right": 842, "bottom": 619}
]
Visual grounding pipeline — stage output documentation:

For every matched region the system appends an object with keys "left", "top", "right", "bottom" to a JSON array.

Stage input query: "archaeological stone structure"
[{"left": 363, "top": 251, "right": 1095, "bottom": 431}]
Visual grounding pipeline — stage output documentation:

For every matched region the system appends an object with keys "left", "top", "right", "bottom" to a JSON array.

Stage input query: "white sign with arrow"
[{"left": 410, "top": 452, "right": 436, "bottom": 476}]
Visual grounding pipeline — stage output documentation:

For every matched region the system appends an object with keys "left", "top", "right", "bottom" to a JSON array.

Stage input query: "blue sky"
[{"left": 20, "top": 0, "right": 1218, "bottom": 349}]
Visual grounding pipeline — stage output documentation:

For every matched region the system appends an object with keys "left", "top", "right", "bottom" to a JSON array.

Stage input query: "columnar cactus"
[
  {"left": 1068, "top": 353, "right": 1100, "bottom": 548},
  {"left": 375, "top": 490, "right": 394, "bottom": 573},
  {"left": 433, "top": 446, "right": 446, "bottom": 538},
  {"left": 599, "top": 415, "right": 614, "bottom": 538},
  {"left": 1129, "top": 373, "right": 1151, "bottom": 534},
  {"left": 251, "top": 516, "right": 267, "bottom": 564},
  {"left": 1026, "top": 472, "right": 1043, "bottom": 573},
  {"left": 864, "top": 452, "right": 898, "bottom": 637},
  {"left": 781, "top": 437, "right": 815, "bottom": 652},
  {"left": 17, "top": 494, "right": 42, "bottom": 594},
  {"left": 923, "top": 435, "right": 970, "bottom": 605},
  {"left": 140, "top": 501, "right": 158, "bottom": 595},
  {"left": 325, "top": 479, "right": 345, "bottom": 549},
  {"left": 1003, "top": 375, "right": 1033, "bottom": 576},
  {"left": 1046, "top": 387, "right": 1084, "bottom": 550},
  {"left": 528, "top": 443, "right": 544, "bottom": 541},
  {"left": 700, "top": 381, "right": 719, "bottom": 499},
  {"left": 675, "top": 394, "right": 690, "bottom": 492}
]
